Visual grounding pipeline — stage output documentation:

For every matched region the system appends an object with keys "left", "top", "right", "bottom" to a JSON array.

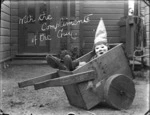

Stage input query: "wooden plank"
[
  {"left": 10, "top": 1, "right": 18, "bottom": 9},
  {"left": 146, "top": 24, "right": 149, "bottom": 32},
  {"left": 10, "top": 37, "right": 18, "bottom": 44},
  {"left": 83, "top": 1, "right": 124, "bottom": 9},
  {"left": 75, "top": 10, "right": 80, "bottom": 17},
  {"left": 11, "top": 50, "right": 18, "bottom": 57},
  {"left": 83, "top": 8, "right": 124, "bottom": 14},
  {"left": 1, "top": 12, "right": 10, "bottom": 22},
  {"left": 3, "top": 0, "right": 10, "bottom": 8},
  {"left": 108, "top": 37, "right": 121, "bottom": 43},
  {"left": 0, "top": 51, "right": 10, "bottom": 61},
  {"left": 18, "top": 71, "right": 59, "bottom": 88},
  {"left": 140, "top": 1, "right": 147, "bottom": 8},
  {"left": 1, "top": 3, "right": 10, "bottom": 15},
  {"left": 79, "top": 1, "right": 84, "bottom": 56},
  {"left": 1, "top": 20, "right": 10, "bottom": 29},
  {"left": 83, "top": 31, "right": 120, "bottom": 37},
  {"left": 49, "top": 1, "right": 61, "bottom": 53},
  {"left": 63, "top": 84, "right": 87, "bottom": 109},
  {"left": 11, "top": 9, "right": 18, "bottom": 16},
  {"left": 11, "top": 16, "right": 18, "bottom": 23},
  {"left": 124, "top": 0, "right": 128, "bottom": 16},
  {"left": 0, "top": 44, "right": 10, "bottom": 52},
  {"left": 18, "top": 0, "right": 25, "bottom": 53},
  {"left": 58, "top": 70, "right": 73, "bottom": 76},
  {"left": 11, "top": 30, "right": 18, "bottom": 37},
  {"left": 75, "top": 2, "right": 80, "bottom": 11},
  {"left": 83, "top": 37, "right": 120, "bottom": 43},
  {"left": 11, "top": 23, "right": 18, "bottom": 30},
  {"left": 83, "top": 14, "right": 123, "bottom": 20},
  {"left": 86, "top": 20, "right": 120, "bottom": 26},
  {"left": 71, "top": 24, "right": 80, "bottom": 30},
  {"left": 11, "top": 44, "right": 18, "bottom": 51},
  {"left": 145, "top": 6, "right": 149, "bottom": 15},
  {"left": 0, "top": 28, "right": 10, "bottom": 36},
  {"left": 34, "top": 70, "right": 96, "bottom": 90},
  {"left": 145, "top": 14, "right": 150, "bottom": 23},
  {"left": 83, "top": 26, "right": 119, "bottom": 31},
  {"left": 79, "top": 49, "right": 91, "bottom": 55},
  {"left": 125, "top": 18, "right": 135, "bottom": 57},
  {"left": 70, "top": 37, "right": 79, "bottom": 43},
  {"left": 75, "top": 50, "right": 94, "bottom": 62},
  {"left": 0, "top": 36, "right": 10, "bottom": 44},
  {"left": 146, "top": 32, "right": 150, "bottom": 41}
]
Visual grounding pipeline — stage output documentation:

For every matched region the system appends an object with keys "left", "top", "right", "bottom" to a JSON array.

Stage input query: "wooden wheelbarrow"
[{"left": 18, "top": 43, "right": 135, "bottom": 110}]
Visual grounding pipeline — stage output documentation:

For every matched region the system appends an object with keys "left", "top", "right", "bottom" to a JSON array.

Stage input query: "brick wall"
[{"left": 0, "top": 0, "right": 11, "bottom": 64}]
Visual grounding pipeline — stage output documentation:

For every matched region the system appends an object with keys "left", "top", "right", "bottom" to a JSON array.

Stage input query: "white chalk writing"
[
  {"left": 40, "top": 34, "right": 52, "bottom": 41},
  {"left": 57, "top": 29, "right": 78, "bottom": 40},
  {"left": 19, "top": 13, "right": 93, "bottom": 45},
  {"left": 38, "top": 12, "right": 53, "bottom": 21},
  {"left": 41, "top": 14, "right": 93, "bottom": 32},
  {"left": 19, "top": 15, "right": 36, "bottom": 24}
]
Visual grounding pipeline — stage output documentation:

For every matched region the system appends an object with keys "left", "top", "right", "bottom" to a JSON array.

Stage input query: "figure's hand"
[
  {"left": 76, "top": 61, "right": 86, "bottom": 69},
  {"left": 86, "top": 81, "right": 94, "bottom": 90}
]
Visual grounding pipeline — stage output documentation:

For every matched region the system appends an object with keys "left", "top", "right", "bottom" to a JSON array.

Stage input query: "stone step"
[{"left": 9, "top": 60, "right": 47, "bottom": 65}]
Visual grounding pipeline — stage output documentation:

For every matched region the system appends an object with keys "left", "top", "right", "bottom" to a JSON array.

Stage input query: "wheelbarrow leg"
[{"left": 34, "top": 70, "right": 96, "bottom": 90}]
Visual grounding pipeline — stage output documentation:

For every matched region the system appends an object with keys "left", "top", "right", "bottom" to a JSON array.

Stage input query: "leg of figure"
[
  {"left": 63, "top": 55, "right": 74, "bottom": 71},
  {"left": 63, "top": 55, "right": 79, "bottom": 71},
  {"left": 46, "top": 55, "right": 67, "bottom": 70}
]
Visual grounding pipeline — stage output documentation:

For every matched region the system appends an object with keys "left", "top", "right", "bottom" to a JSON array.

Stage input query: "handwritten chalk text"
[
  {"left": 19, "top": 12, "right": 53, "bottom": 24},
  {"left": 40, "top": 34, "right": 52, "bottom": 41},
  {"left": 19, "top": 13, "right": 93, "bottom": 44},
  {"left": 41, "top": 14, "right": 93, "bottom": 32}
]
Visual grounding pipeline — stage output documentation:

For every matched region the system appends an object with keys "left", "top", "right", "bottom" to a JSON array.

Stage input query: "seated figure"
[
  {"left": 77, "top": 17, "right": 108, "bottom": 68},
  {"left": 46, "top": 18, "right": 108, "bottom": 71}
]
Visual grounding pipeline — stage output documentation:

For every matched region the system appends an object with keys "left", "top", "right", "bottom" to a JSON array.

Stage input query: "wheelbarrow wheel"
[{"left": 104, "top": 74, "right": 135, "bottom": 110}]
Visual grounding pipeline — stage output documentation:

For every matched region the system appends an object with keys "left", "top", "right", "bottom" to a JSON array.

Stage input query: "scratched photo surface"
[{"left": 1, "top": 0, "right": 149, "bottom": 115}]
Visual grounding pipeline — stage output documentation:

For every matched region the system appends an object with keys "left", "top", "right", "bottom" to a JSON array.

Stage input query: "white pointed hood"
[{"left": 94, "top": 18, "right": 107, "bottom": 45}]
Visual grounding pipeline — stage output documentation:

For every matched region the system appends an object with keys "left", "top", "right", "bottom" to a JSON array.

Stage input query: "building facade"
[{"left": 2, "top": 0, "right": 149, "bottom": 68}]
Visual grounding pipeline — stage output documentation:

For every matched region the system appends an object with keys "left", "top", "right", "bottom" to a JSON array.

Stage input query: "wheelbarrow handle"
[
  {"left": 34, "top": 70, "right": 96, "bottom": 90},
  {"left": 18, "top": 70, "right": 73, "bottom": 88},
  {"left": 18, "top": 71, "right": 59, "bottom": 88}
]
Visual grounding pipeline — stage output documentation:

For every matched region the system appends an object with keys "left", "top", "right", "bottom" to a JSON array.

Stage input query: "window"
[{"left": 62, "top": 0, "right": 75, "bottom": 18}]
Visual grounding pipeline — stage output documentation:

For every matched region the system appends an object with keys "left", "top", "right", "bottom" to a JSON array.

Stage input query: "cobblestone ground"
[{"left": 0, "top": 65, "right": 149, "bottom": 115}]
